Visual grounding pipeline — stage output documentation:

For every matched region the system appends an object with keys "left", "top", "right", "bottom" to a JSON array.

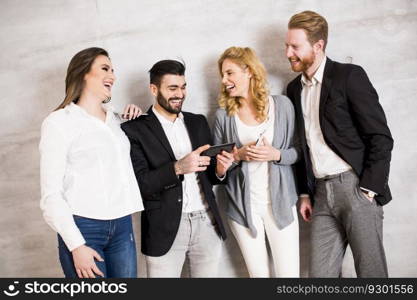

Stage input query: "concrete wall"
[{"left": 1, "top": 0, "right": 416, "bottom": 277}]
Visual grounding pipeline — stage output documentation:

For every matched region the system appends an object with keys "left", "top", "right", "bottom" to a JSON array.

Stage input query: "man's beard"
[
  {"left": 156, "top": 91, "right": 184, "bottom": 114},
  {"left": 289, "top": 51, "right": 315, "bottom": 73}
]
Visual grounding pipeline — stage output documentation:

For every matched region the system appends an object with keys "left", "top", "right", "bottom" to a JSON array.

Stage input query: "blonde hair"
[
  {"left": 217, "top": 47, "right": 269, "bottom": 121},
  {"left": 288, "top": 10, "right": 328, "bottom": 50}
]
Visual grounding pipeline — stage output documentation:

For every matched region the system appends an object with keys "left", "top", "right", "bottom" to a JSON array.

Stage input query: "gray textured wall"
[{"left": 1, "top": 0, "right": 416, "bottom": 277}]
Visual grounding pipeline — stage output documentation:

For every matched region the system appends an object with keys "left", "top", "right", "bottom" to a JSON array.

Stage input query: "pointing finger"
[{"left": 194, "top": 144, "right": 210, "bottom": 154}]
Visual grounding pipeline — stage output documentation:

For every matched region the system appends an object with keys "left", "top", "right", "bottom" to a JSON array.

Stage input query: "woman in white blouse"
[
  {"left": 39, "top": 47, "right": 144, "bottom": 278},
  {"left": 213, "top": 47, "right": 300, "bottom": 277}
]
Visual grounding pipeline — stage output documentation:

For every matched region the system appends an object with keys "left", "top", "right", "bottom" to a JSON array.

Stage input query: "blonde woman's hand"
[
  {"left": 247, "top": 137, "right": 281, "bottom": 162},
  {"left": 235, "top": 142, "right": 256, "bottom": 161},
  {"left": 122, "top": 104, "right": 142, "bottom": 120},
  {"left": 72, "top": 244, "right": 105, "bottom": 278}
]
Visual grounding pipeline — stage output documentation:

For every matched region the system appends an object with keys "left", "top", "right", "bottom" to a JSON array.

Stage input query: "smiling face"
[
  {"left": 285, "top": 28, "right": 318, "bottom": 74},
  {"left": 83, "top": 55, "right": 115, "bottom": 101},
  {"left": 221, "top": 59, "right": 252, "bottom": 99},
  {"left": 151, "top": 74, "right": 186, "bottom": 115}
]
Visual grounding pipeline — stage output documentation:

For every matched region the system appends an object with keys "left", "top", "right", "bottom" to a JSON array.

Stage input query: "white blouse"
[
  {"left": 39, "top": 102, "right": 144, "bottom": 251},
  {"left": 235, "top": 96, "right": 275, "bottom": 205}
]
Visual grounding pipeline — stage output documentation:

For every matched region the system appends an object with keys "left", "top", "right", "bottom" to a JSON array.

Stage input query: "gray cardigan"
[{"left": 212, "top": 95, "right": 300, "bottom": 236}]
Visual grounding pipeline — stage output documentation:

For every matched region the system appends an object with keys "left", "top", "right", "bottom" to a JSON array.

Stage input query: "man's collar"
[
  {"left": 152, "top": 105, "right": 184, "bottom": 125},
  {"left": 301, "top": 56, "right": 327, "bottom": 86}
]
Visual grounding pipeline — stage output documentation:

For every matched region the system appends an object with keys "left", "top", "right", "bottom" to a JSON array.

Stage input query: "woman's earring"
[{"left": 102, "top": 96, "right": 111, "bottom": 104}]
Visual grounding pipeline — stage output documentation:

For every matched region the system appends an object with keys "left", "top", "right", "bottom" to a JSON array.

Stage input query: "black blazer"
[
  {"left": 286, "top": 58, "right": 393, "bottom": 206},
  {"left": 121, "top": 107, "right": 227, "bottom": 257}
]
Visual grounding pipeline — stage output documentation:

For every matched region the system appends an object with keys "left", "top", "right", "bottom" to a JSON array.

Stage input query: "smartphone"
[
  {"left": 255, "top": 131, "right": 266, "bottom": 146},
  {"left": 201, "top": 142, "right": 236, "bottom": 157}
]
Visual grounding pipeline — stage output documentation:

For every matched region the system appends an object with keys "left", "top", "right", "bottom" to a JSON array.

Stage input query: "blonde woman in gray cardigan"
[{"left": 213, "top": 47, "right": 300, "bottom": 277}]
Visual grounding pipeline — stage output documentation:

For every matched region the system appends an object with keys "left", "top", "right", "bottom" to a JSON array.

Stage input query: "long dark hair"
[{"left": 55, "top": 47, "right": 109, "bottom": 110}]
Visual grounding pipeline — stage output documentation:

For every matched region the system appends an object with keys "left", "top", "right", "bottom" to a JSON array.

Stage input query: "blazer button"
[{"left": 178, "top": 198, "right": 182, "bottom": 202}]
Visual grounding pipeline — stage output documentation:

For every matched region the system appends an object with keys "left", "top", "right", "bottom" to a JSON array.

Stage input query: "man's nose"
[
  {"left": 175, "top": 89, "right": 184, "bottom": 99},
  {"left": 286, "top": 47, "right": 293, "bottom": 58}
]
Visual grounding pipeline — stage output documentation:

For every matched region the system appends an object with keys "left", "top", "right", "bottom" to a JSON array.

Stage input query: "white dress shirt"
[
  {"left": 152, "top": 106, "right": 207, "bottom": 213},
  {"left": 39, "top": 102, "right": 144, "bottom": 251},
  {"left": 235, "top": 96, "right": 275, "bottom": 205},
  {"left": 301, "top": 57, "right": 352, "bottom": 179}
]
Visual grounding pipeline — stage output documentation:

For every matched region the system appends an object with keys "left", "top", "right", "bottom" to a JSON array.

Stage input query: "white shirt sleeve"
[
  {"left": 39, "top": 118, "right": 85, "bottom": 251},
  {"left": 216, "top": 172, "right": 226, "bottom": 181}
]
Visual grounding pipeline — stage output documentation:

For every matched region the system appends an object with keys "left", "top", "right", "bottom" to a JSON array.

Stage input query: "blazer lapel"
[
  {"left": 143, "top": 107, "right": 176, "bottom": 160},
  {"left": 292, "top": 77, "right": 308, "bottom": 150},
  {"left": 319, "top": 57, "right": 333, "bottom": 131},
  {"left": 183, "top": 113, "right": 199, "bottom": 150}
]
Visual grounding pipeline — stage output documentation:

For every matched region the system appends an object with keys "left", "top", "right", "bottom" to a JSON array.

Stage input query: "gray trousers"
[
  {"left": 145, "top": 209, "right": 222, "bottom": 278},
  {"left": 310, "top": 170, "right": 388, "bottom": 277}
]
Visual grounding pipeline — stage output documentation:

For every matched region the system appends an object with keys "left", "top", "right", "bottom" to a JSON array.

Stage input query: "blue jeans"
[{"left": 58, "top": 214, "right": 137, "bottom": 278}]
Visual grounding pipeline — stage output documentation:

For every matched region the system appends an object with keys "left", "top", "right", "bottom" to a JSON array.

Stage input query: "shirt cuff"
[
  {"left": 216, "top": 172, "right": 226, "bottom": 181},
  {"left": 360, "top": 187, "right": 378, "bottom": 196},
  {"left": 64, "top": 234, "right": 86, "bottom": 252}
]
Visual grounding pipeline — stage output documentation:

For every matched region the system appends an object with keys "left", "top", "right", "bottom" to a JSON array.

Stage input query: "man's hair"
[
  {"left": 288, "top": 10, "right": 328, "bottom": 50},
  {"left": 149, "top": 60, "right": 185, "bottom": 86}
]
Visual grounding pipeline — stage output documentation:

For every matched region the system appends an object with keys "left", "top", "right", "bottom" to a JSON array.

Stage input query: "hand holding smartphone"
[{"left": 201, "top": 142, "right": 235, "bottom": 157}]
